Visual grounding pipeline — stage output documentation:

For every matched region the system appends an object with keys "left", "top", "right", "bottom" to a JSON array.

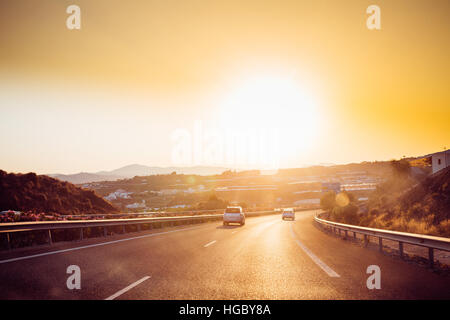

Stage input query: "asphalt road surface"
[{"left": 0, "top": 210, "right": 448, "bottom": 299}]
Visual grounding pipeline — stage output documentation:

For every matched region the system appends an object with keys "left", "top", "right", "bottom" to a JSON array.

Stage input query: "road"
[{"left": 0, "top": 210, "right": 448, "bottom": 299}]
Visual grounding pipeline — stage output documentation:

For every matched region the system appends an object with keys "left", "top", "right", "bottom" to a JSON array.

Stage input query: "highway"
[{"left": 0, "top": 210, "right": 448, "bottom": 299}]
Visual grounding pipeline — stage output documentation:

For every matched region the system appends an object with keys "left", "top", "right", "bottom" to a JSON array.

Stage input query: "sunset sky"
[{"left": 1, "top": 0, "right": 449, "bottom": 174}]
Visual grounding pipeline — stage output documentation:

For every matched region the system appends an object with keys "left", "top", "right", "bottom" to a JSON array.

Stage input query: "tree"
[
  {"left": 391, "top": 159, "right": 411, "bottom": 178},
  {"left": 208, "top": 192, "right": 219, "bottom": 201},
  {"left": 330, "top": 203, "right": 359, "bottom": 224},
  {"left": 320, "top": 191, "right": 336, "bottom": 211}
]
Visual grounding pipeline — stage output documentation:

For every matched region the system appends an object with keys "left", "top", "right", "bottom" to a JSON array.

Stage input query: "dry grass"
[{"left": 360, "top": 212, "right": 449, "bottom": 237}]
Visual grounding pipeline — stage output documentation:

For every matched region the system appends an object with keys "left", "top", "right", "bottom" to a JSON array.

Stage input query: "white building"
[
  {"left": 158, "top": 189, "right": 179, "bottom": 195},
  {"left": 104, "top": 189, "right": 133, "bottom": 201},
  {"left": 126, "top": 200, "right": 146, "bottom": 209},
  {"left": 430, "top": 149, "right": 450, "bottom": 174},
  {"left": 294, "top": 199, "right": 320, "bottom": 205}
]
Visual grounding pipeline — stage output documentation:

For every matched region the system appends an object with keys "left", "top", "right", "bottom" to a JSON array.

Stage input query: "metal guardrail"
[
  {"left": 314, "top": 213, "right": 450, "bottom": 268},
  {"left": 2, "top": 208, "right": 277, "bottom": 220},
  {"left": 0, "top": 210, "right": 277, "bottom": 250},
  {"left": 65, "top": 209, "right": 232, "bottom": 219}
]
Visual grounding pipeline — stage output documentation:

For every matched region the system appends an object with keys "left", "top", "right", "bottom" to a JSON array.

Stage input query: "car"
[
  {"left": 223, "top": 206, "right": 245, "bottom": 226},
  {"left": 281, "top": 208, "right": 295, "bottom": 221}
]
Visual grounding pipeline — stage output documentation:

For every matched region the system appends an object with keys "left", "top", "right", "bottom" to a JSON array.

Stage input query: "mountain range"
[{"left": 49, "top": 164, "right": 230, "bottom": 184}]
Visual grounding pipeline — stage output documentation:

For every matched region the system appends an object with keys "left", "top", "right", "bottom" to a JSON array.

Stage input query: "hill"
[
  {"left": 0, "top": 170, "right": 118, "bottom": 215},
  {"left": 50, "top": 164, "right": 229, "bottom": 184},
  {"left": 48, "top": 172, "right": 125, "bottom": 184},
  {"left": 398, "top": 166, "right": 450, "bottom": 225},
  {"left": 277, "top": 161, "right": 394, "bottom": 177},
  {"left": 323, "top": 160, "right": 449, "bottom": 237}
]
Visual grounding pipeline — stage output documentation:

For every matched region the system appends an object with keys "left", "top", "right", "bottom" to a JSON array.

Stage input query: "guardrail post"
[
  {"left": 104, "top": 226, "right": 108, "bottom": 237},
  {"left": 137, "top": 224, "right": 141, "bottom": 232},
  {"left": 80, "top": 228, "right": 83, "bottom": 241},
  {"left": 315, "top": 216, "right": 448, "bottom": 266},
  {"left": 6, "top": 232, "right": 11, "bottom": 250},
  {"left": 48, "top": 230, "right": 53, "bottom": 245},
  {"left": 122, "top": 225, "right": 126, "bottom": 234},
  {"left": 428, "top": 248, "right": 434, "bottom": 268}
]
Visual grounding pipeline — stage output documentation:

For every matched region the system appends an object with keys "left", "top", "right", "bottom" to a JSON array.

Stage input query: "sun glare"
[
  {"left": 219, "top": 74, "right": 320, "bottom": 156},
  {"left": 221, "top": 75, "right": 318, "bottom": 127}
]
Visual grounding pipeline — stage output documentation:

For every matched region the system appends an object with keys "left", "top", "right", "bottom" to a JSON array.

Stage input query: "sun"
[{"left": 218, "top": 73, "right": 320, "bottom": 154}]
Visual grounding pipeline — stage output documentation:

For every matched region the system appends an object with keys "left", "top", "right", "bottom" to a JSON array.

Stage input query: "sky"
[{"left": 0, "top": 0, "right": 449, "bottom": 174}]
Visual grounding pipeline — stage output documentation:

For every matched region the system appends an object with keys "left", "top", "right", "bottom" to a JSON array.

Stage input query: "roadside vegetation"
[{"left": 321, "top": 160, "right": 450, "bottom": 237}]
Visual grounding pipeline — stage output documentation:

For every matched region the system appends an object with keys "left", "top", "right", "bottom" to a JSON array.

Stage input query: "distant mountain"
[
  {"left": 48, "top": 172, "right": 125, "bottom": 184},
  {"left": 105, "top": 164, "right": 156, "bottom": 177},
  {"left": 50, "top": 165, "right": 229, "bottom": 184},
  {"left": 0, "top": 170, "right": 117, "bottom": 215}
]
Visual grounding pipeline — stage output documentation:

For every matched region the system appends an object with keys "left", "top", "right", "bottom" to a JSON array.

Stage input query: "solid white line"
[
  {"left": 204, "top": 240, "right": 217, "bottom": 247},
  {"left": 0, "top": 226, "right": 202, "bottom": 264},
  {"left": 105, "top": 276, "right": 151, "bottom": 300},
  {"left": 289, "top": 224, "right": 340, "bottom": 278}
]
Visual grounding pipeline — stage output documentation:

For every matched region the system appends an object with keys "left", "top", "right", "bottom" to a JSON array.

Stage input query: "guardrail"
[
  {"left": 65, "top": 209, "right": 239, "bottom": 219},
  {"left": 314, "top": 213, "right": 450, "bottom": 268},
  {"left": 0, "top": 210, "right": 277, "bottom": 251}
]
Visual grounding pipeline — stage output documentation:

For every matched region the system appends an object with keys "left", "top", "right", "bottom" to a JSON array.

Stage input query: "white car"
[
  {"left": 223, "top": 206, "right": 245, "bottom": 226},
  {"left": 282, "top": 208, "right": 295, "bottom": 221}
]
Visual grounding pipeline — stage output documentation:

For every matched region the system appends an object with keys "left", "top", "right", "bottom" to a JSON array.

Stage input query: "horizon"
[{"left": 1, "top": 148, "right": 443, "bottom": 177}]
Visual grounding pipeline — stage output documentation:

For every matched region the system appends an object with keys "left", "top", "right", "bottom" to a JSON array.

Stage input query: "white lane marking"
[
  {"left": 231, "top": 231, "right": 237, "bottom": 234},
  {"left": 0, "top": 226, "right": 202, "bottom": 264},
  {"left": 289, "top": 224, "right": 340, "bottom": 278},
  {"left": 105, "top": 276, "right": 150, "bottom": 300},
  {"left": 204, "top": 240, "right": 217, "bottom": 247}
]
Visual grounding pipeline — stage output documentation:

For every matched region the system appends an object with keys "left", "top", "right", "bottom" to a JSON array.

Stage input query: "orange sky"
[{"left": 0, "top": 0, "right": 449, "bottom": 174}]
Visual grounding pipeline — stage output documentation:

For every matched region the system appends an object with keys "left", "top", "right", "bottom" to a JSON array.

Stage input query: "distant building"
[
  {"left": 126, "top": 200, "right": 146, "bottom": 209},
  {"left": 341, "top": 183, "right": 377, "bottom": 191},
  {"left": 430, "top": 150, "right": 450, "bottom": 174},
  {"left": 158, "top": 189, "right": 179, "bottom": 195},
  {"left": 169, "top": 204, "right": 187, "bottom": 209},
  {"left": 294, "top": 199, "right": 320, "bottom": 205},
  {"left": 321, "top": 182, "right": 341, "bottom": 194},
  {"left": 104, "top": 189, "right": 133, "bottom": 201}
]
